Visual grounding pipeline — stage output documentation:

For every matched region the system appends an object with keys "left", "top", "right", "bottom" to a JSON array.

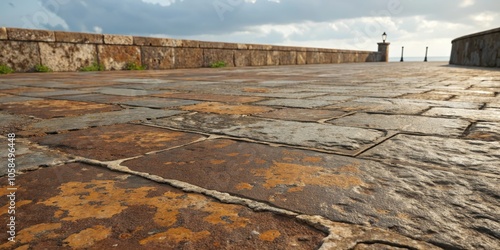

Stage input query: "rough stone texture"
[
  {"left": 279, "top": 51, "right": 297, "bottom": 65},
  {"left": 174, "top": 48, "right": 203, "bottom": 68},
  {"left": 307, "top": 51, "right": 321, "bottom": 64},
  {"left": 466, "top": 122, "right": 500, "bottom": 141},
  {"left": 97, "top": 45, "right": 141, "bottom": 70},
  {"left": 0, "top": 27, "right": 7, "bottom": 40},
  {"left": 0, "top": 112, "right": 35, "bottom": 135},
  {"left": 424, "top": 107, "right": 500, "bottom": 122},
  {"left": 256, "top": 108, "right": 345, "bottom": 122},
  {"left": 203, "top": 49, "right": 235, "bottom": 67},
  {"left": 0, "top": 163, "right": 326, "bottom": 250},
  {"left": 123, "top": 139, "right": 499, "bottom": 250},
  {"left": 325, "top": 101, "right": 429, "bottom": 115},
  {"left": 103, "top": 34, "right": 133, "bottom": 45},
  {"left": 39, "top": 43, "right": 98, "bottom": 72},
  {"left": 361, "top": 134, "right": 500, "bottom": 175},
  {"left": 0, "top": 41, "right": 40, "bottom": 72},
  {"left": 267, "top": 51, "right": 280, "bottom": 66},
  {"left": 181, "top": 102, "right": 274, "bottom": 115},
  {"left": 30, "top": 108, "right": 184, "bottom": 133},
  {"left": 154, "top": 92, "right": 264, "bottom": 103},
  {"left": 450, "top": 27, "right": 500, "bottom": 67},
  {"left": 152, "top": 113, "right": 386, "bottom": 154},
  {"left": 255, "top": 98, "right": 333, "bottom": 108},
  {"left": 120, "top": 97, "right": 200, "bottom": 108},
  {"left": 235, "top": 50, "right": 251, "bottom": 67},
  {"left": 141, "top": 46, "right": 174, "bottom": 70},
  {"left": 32, "top": 124, "right": 205, "bottom": 161},
  {"left": 251, "top": 50, "right": 268, "bottom": 66},
  {"left": 133, "top": 36, "right": 175, "bottom": 46},
  {"left": 330, "top": 113, "right": 470, "bottom": 136},
  {"left": 54, "top": 31, "right": 103, "bottom": 44},
  {"left": 88, "top": 87, "right": 161, "bottom": 96},
  {"left": 7, "top": 27, "right": 54, "bottom": 42},
  {"left": 297, "top": 51, "right": 307, "bottom": 64}
]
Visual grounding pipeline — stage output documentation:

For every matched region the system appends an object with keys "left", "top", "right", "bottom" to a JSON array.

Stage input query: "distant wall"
[
  {"left": 0, "top": 27, "right": 383, "bottom": 72},
  {"left": 450, "top": 27, "right": 500, "bottom": 67}
]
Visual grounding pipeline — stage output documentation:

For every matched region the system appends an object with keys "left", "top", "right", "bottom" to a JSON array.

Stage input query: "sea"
[{"left": 389, "top": 56, "right": 450, "bottom": 62}]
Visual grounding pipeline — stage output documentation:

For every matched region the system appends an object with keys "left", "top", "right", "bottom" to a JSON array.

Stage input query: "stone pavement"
[{"left": 0, "top": 62, "right": 499, "bottom": 249}]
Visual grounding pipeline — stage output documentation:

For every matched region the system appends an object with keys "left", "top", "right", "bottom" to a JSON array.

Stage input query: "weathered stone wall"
[
  {"left": 0, "top": 27, "right": 383, "bottom": 72},
  {"left": 450, "top": 27, "right": 500, "bottom": 67}
]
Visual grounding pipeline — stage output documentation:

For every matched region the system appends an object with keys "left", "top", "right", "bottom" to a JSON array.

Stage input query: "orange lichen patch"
[
  {"left": 15, "top": 223, "right": 62, "bottom": 244},
  {"left": 39, "top": 180, "right": 155, "bottom": 221},
  {"left": 203, "top": 203, "right": 250, "bottom": 229},
  {"left": 400, "top": 93, "right": 453, "bottom": 101},
  {"left": 0, "top": 100, "right": 120, "bottom": 119},
  {"left": 97, "top": 129, "right": 185, "bottom": 148},
  {"left": 254, "top": 159, "right": 267, "bottom": 164},
  {"left": 243, "top": 87, "right": 271, "bottom": 93},
  {"left": 210, "top": 159, "right": 226, "bottom": 165},
  {"left": 181, "top": 102, "right": 273, "bottom": 115},
  {"left": 140, "top": 227, "right": 210, "bottom": 245},
  {"left": 64, "top": 225, "right": 112, "bottom": 249},
  {"left": 14, "top": 245, "right": 29, "bottom": 250},
  {"left": 227, "top": 152, "right": 240, "bottom": 157},
  {"left": 236, "top": 183, "right": 254, "bottom": 191},
  {"left": 259, "top": 230, "right": 281, "bottom": 242},
  {"left": 397, "top": 213, "right": 411, "bottom": 220},
  {"left": 0, "top": 200, "right": 32, "bottom": 216},
  {"left": 466, "top": 132, "right": 496, "bottom": 141},
  {"left": 302, "top": 156, "right": 322, "bottom": 163},
  {"left": 213, "top": 140, "right": 237, "bottom": 149},
  {"left": 251, "top": 162, "right": 364, "bottom": 192}
]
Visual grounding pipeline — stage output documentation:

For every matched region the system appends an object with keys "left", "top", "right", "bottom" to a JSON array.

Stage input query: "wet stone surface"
[
  {"left": 0, "top": 163, "right": 326, "bottom": 249},
  {"left": 152, "top": 113, "right": 387, "bottom": 154},
  {"left": 123, "top": 139, "right": 499, "bottom": 249},
  {"left": 330, "top": 113, "right": 470, "bottom": 136},
  {"left": 0, "top": 62, "right": 499, "bottom": 249}
]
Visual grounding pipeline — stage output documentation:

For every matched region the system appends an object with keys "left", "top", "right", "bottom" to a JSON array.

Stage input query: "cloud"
[{"left": 0, "top": 0, "right": 499, "bottom": 57}]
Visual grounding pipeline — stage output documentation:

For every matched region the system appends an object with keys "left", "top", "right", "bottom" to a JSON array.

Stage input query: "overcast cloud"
[{"left": 1, "top": 0, "right": 499, "bottom": 58}]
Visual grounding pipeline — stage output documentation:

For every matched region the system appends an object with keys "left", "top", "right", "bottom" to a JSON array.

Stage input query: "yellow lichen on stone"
[
  {"left": 64, "top": 225, "right": 112, "bottom": 249},
  {"left": 259, "top": 230, "right": 281, "bottom": 241},
  {"left": 236, "top": 182, "right": 254, "bottom": 191},
  {"left": 140, "top": 227, "right": 210, "bottom": 245}
]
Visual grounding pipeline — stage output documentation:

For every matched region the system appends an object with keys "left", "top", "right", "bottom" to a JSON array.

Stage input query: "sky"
[{"left": 0, "top": 0, "right": 499, "bottom": 58}]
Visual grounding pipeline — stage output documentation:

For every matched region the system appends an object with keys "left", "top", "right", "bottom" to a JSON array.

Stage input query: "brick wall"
[
  {"left": 450, "top": 27, "right": 500, "bottom": 67},
  {"left": 0, "top": 27, "right": 383, "bottom": 72}
]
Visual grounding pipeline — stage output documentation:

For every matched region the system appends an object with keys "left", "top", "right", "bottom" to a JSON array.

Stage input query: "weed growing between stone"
[{"left": 0, "top": 65, "right": 14, "bottom": 74}]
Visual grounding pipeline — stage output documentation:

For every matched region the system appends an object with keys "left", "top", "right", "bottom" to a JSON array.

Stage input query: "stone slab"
[
  {"left": 39, "top": 43, "right": 98, "bottom": 72},
  {"left": 256, "top": 108, "right": 345, "bottom": 122},
  {"left": 181, "top": 102, "right": 274, "bottom": 115},
  {"left": 255, "top": 99, "right": 333, "bottom": 108},
  {"left": 174, "top": 48, "right": 203, "bottom": 68},
  {"left": 7, "top": 28, "right": 54, "bottom": 41},
  {"left": 103, "top": 34, "right": 133, "bottom": 45},
  {"left": 0, "top": 113, "right": 35, "bottom": 135},
  {"left": 399, "top": 92, "right": 454, "bottom": 101},
  {"left": 307, "top": 95, "right": 356, "bottom": 102},
  {"left": 97, "top": 45, "right": 141, "bottom": 70},
  {"left": 120, "top": 98, "right": 200, "bottom": 108},
  {"left": 330, "top": 113, "right": 470, "bottom": 136},
  {"left": 153, "top": 92, "right": 265, "bottom": 103},
  {"left": 152, "top": 113, "right": 386, "bottom": 154},
  {"left": 203, "top": 49, "right": 235, "bottom": 67},
  {"left": 54, "top": 31, "right": 103, "bottom": 44},
  {"left": 234, "top": 50, "right": 251, "bottom": 67},
  {"left": 0, "top": 41, "right": 40, "bottom": 72},
  {"left": 18, "top": 90, "right": 91, "bottom": 97},
  {"left": 0, "top": 137, "right": 71, "bottom": 176},
  {"left": 0, "top": 27, "right": 7, "bottom": 40},
  {"left": 123, "top": 139, "right": 497, "bottom": 249},
  {"left": 354, "top": 97, "right": 482, "bottom": 109},
  {"left": 52, "top": 93, "right": 134, "bottom": 104},
  {"left": 450, "top": 95, "right": 500, "bottom": 103},
  {"left": 0, "top": 95, "right": 42, "bottom": 103},
  {"left": 30, "top": 108, "right": 184, "bottom": 133},
  {"left": 325, "top": 101, "right": 429, "bottom": 115},
  {"left": 89, "top": 87, "right": 160, "bottom": 96},
  {"left": 31, "top": 124, "right": 205, "bottom": 161},
  {"left": 0, "top": 99, "right": 121, "bottom": 119},
  {"left": 133, "top": 36, "right": 175, "bottom": 46},
  {"left": 424, "top": 107, "right": 500, "bottom": 122},
  {"left": 466, "top": 122, "right": 500, "bottom": 141},
  {"left": 361, "top": 134, "right": 500, "bottom": 176},
  {"left": 251, "top": 50, "right": 268, "bottom": 66},
  {"left": 0, "top": 163, "right": 325, "bottom": 249},
  {"left": 141, "top": 46, "right": 174, "bottom": 70}
]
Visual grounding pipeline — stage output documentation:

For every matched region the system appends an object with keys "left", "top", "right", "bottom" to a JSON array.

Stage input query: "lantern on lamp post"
[{"left": 382, "top": 32, "right": 387, "bottom": 44}]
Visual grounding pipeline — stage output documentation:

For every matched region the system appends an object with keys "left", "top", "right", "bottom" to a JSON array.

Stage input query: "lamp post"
[
  {"left": 377, "top": 32, "right": 390, "bottom": 62},
  {"left": 424, "top": 46, "right": 428, "bottom": 62},
  {"left": 400, "top": 46, "right": 404, "bottom": 62}
]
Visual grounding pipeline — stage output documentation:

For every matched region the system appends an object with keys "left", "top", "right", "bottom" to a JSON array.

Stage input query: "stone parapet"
[
  {"left": 450, "top": 27, "right": 500, "bottom": 67},
  {"left": 0, "top": 27, "right": 383, "bottom": 72}
]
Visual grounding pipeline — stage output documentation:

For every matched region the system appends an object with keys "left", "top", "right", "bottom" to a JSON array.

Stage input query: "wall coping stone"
[
  {"left": 452, "top": 27, "right": 500, "bottom": 42},
  {"left": 55, "top": 31, "right": 103, "bottom": 44},
  {"left": 104, "top": 34, "right": 134, "bottom": 45},
  {"left": 7, "top": 27, "right": 55, "bottom": 42},
  {"left": 0, "top": 27, "right": 7, "bottom": 40}
]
